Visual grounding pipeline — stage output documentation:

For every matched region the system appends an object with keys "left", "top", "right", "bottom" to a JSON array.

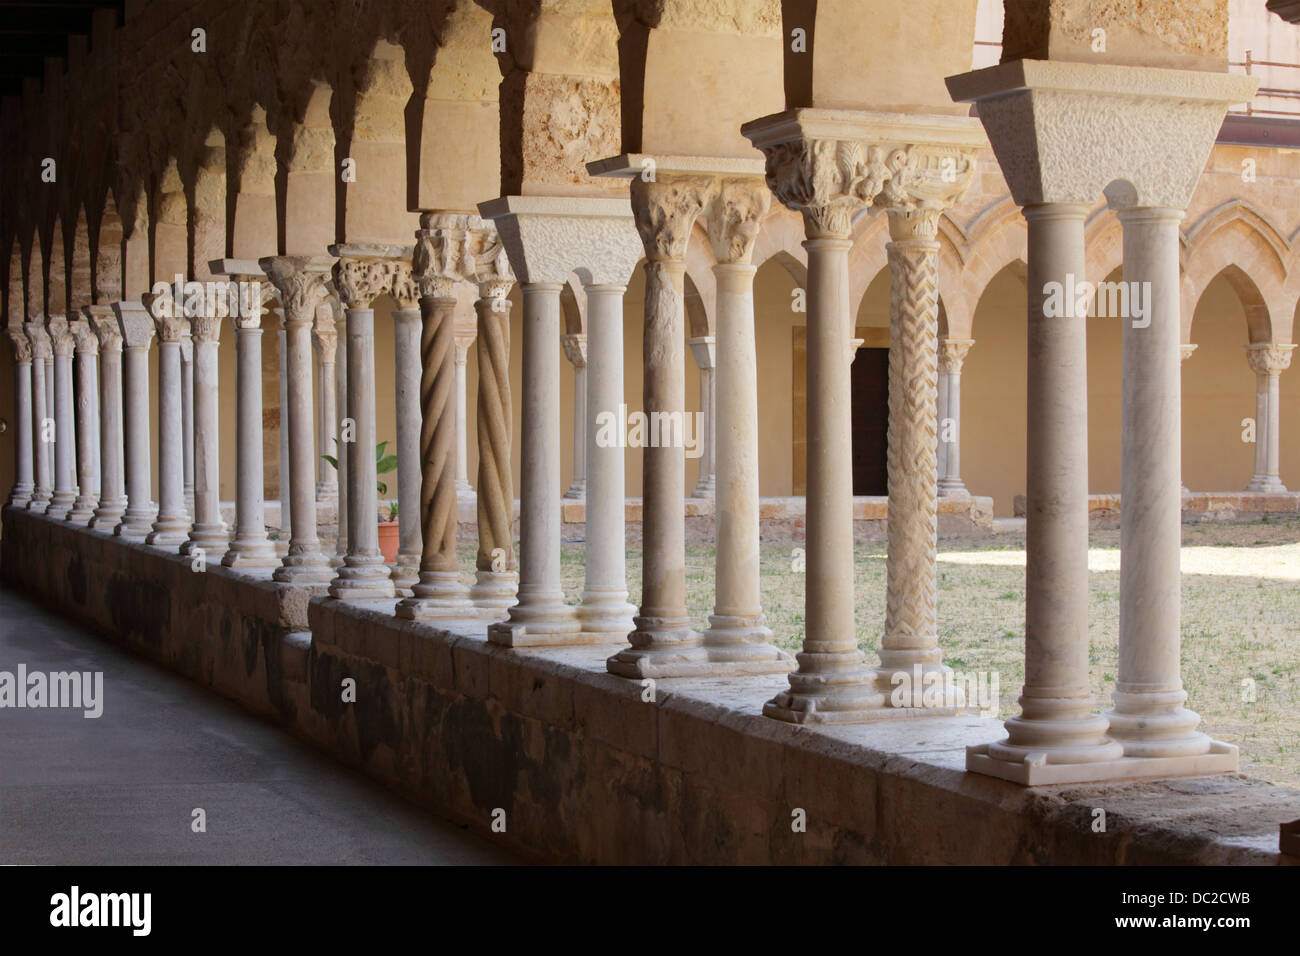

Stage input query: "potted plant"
[{"left": 322, "top": 441, "right": 401, "bottom": 562}]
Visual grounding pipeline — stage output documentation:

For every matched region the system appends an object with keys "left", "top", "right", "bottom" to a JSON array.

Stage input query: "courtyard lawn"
[{"left": 474, "top": 516, "right": 1300, "bottom": 788}]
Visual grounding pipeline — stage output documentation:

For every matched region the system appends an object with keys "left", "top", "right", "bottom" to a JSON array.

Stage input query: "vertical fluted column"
[
  {"left": 5, "top": 327, "right": 34, "bottom": 507},
  {"left": 261, "top": 255, "right": 335, "bottom": 584},
  {"left": 1244, "top": 343, "right": 1295, "bottom": 492},
  {"left": 313, "top": 307, "right": 339, "bottom": 504},
  {"left": 25, "top": 324, "right": 52, "bottom": 513},
  {"left": 488, "top": 279, "right": 578, "bottom": 641},
  {"left": 468, "top": 226, "right": 517, "bottom": 611},
  {"left": 390, "top": 263, "right": 423, "bottom": 595},
  {"left": 454, "top": 331, "right": 474, "bottom": 495},
  {"left": 68, "top": 315, "right": 101, "bottom": 522},
  {"left": 46, "top": 315, "right": 76, "bottom": 518},
  {"left": 984, "top": 204, "right": 1123, "bottom": 771},
  {"left": 277, "top": 326, "right": 291, "bottom": 534},
  {"left": 182, "top": 307, "right": 228, "bottom": 554},
  {"left": 1105, "top": 207, "right": 1210, "bottom": 759},
  {"left": 698, "top": 180, "right": 791, "bottom": 672},
  {"left": 222, "top": 278, "right": 279, "bottom": 569},
  {"left": 561, "top": 333, "right": 587, "bottom": 499},
  {"left": 147, "top": 308, "right": 191, "bottom": 547},
  {"left": 577, "top": 283, "right": 637, "bottom": 638},
  {"left": 937, "top": 338, "right": 973, "bottom": 496},
  {"left": 89, "top": 308, "right": 126, "bottom": 530},
  {"left": 397, "top": 214, "right": 476, "bottom": 619},
  {"left": 687, "top": 337, "right": 716, "bottom": 499},
  {"left": 327, "top": 247, "right": 398, "bottom": 601},
  {"left": 180, "top": 330, "right": 195, "bottom": 513},
  {"left": 113, "top": 303, "right": 156, "bottom": 537},
  {"left": 606, "top": 177, "right": 710, "bottom": 677}
]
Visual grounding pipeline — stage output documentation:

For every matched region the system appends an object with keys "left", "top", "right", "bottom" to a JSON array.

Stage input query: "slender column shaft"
[
  {"left": 28, "top": 336, "right": 51, "bottom": 512},
  {"left": 183, "top": 315, "right": 227, "bottom": 553},
  {"left": 1106, "top": 207, "right": 1210, "bottom": 758},
  {"left": 1268, "top": 367, "right": 1283, "bottom": 483},
  {"left": 181, "top": 333, "right": 194, "bottom": 510},
  {"left": 91, "top": 326, "right": 126, "bottom": 529},
  {"left": 223, "top": 310, "right": 278, "bottom": 568},
  {"left": 147, "top": 332, "right": 190, "bottom": 546},
  {"left": 314, "top": 319, "right": 338, "bottom": 502},
  {"left": 937, "top": 339, "right": 973, "bottom": 496},
  {"left": 333, "top": 315, "right": 349, "bottom": 562},
  {"left": 69, "top": 322, "right": 101, "bottom": 522},
  {"left": 489, "top": 282, "right": 576, "bottom": 640},
  {"left": 691, "top": 357, "right": 716, "bottom": 498},
  {"left": 577, "top": 285, "right": 635, "bottom": 636},
  {"left": 277, "top": 327, "right": 291, "bottom": 533},
  {"left": 936, "top": 370, "right": 950, "bottom": 483},
  {"left": 6, "top": 330, "right": 33, "bottom": 506},
  {"left": 988, "top": 204, "right": 1121, "bottom": 764},
  {"left": 47, "top": 321, "right": 76, "bottom": 517},
  {"left": 392, "top": 306, "right": 423, "bottom": 593},
  {"left": 115, "top": 309, "right": 155, "bottom": 537},
  {"left": 1248, "top": 366, "right": 1270, "bottom": 488},
  {"left": 455, "top": 337, "right": 471, "bottom": 493},
  {"left": 1244, "top": 344, "right": 1293, "bottom": 491},
  {"left": 562, "top": 334, "right": 587, "bottom": 499}
]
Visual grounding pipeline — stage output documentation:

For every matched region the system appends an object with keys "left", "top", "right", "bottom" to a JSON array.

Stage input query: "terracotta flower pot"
[{"left": 377, "top": 520, "right": 400, "bottom": 563}]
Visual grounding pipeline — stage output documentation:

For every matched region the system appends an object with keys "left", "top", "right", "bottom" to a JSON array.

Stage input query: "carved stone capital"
[
  {"left": 145, "top": 294, "right": 189, "bottom": 344},
  {"left": 477, "top": 195, "right": 644, "bottom": 286},
  {"left": 754, "top": 138, "right": 884, "bottom": 239},
  {"left": 561, "top": 333, "right": 587, "bottom": 368},
  {"left": 179, "top": 332, "right": 193, "bottom": 363},
  {"left": 70, "top": 318, "right": 99, "bottom": 356},
  {"left": 1246, "top": 342, "right": 1297, "bottom": 375},
  {"left": 6, "top": 326, "right": 32, "bottom": 363},
  {"left": 877, "top": 144, "right": 978, "bottom": 241},
  {"left": 112, "top": 302, "right": 156, "bottom": 350},
  {"left": 1180, "top": 343, "right": 1198, "bottom": 363},
  {"left": 469, "top": 223, "right": 516, "bottom": 301},
  {"left": 47, "top": 315, "right": 75, "bottom": 356},
  {"left": 704, "top": 178, "right": 771, "bottom": 264},
  {"left": 191, "top": 312, "right": 222, "bottom": 343},
  {"left": 259, "top": 255, "right": 335, "bottom": 327},
  {"left": 24, "top": 322, "right": 52, "bottom": 360},
  {"left": 312, "top": 307, "right": 337, "bottom": 359},
  {"left": 332, "top": 256, "right": 398, "bottom": 310},
  {"left": 391, "top": 261, "right": 419, "bottom": 310},
  {"left": 413, "top": 212, "right": 478, "bottom": 299},
  {"left": 629, "top": 175, "right": 713, "bottom": 261},
  {"left": 454, "top": 329, "right": 476, "bottom": 365},
  {"left": 938, "top": 337, "right": 974, "bottom": 375},
  {"left": 86, "top": 305, "right": 123, "bottom": 353},
  {"left": 686, "top": 335, "right": 716, "bottom": 370}
]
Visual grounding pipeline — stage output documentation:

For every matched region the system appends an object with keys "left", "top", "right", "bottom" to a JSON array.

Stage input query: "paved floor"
[{"left": 0, "top": 586, "right": 518, "bottom": 865}]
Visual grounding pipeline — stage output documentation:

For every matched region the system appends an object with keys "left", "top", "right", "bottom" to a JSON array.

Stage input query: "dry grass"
[{"left": 484, "top": 516, "right": 1300, "bottom": 788}]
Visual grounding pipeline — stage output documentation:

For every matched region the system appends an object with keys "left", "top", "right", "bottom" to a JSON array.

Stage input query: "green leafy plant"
[{"left": 321, "top": 440, "right": 399, "bottom": 496}]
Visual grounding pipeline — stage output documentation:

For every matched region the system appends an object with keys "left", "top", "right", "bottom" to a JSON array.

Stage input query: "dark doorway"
[{"left": 851, "top": 347, "right": 889, "bottom": 495}]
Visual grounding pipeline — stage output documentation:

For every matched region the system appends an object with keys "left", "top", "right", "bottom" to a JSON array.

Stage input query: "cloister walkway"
[{"left": 0, "top": 584, "right": 516, "bottom": 865}]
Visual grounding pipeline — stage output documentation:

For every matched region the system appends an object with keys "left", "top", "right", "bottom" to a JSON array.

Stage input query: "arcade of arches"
[{"left": 2, "top": 0, "right": 1299, "bottom": 863}]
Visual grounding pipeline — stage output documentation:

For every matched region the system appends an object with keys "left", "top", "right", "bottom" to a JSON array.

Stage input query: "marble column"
[
  {"left": 46, "top": 315, "right": 76, "bottom": 518},
  {"left": 182, "top": 306, "right": 228, "bottom": 555},
  {"left": 220, "top": 264, "right": 279, "bottom": 568},
  {"left": 25, "top": 323, "right": 52, "bottom": 513},
  {"left": 261, "top": 255, "right": 336, "bottom": 584},
  {"left": 454, "top": 330, "right": 474, "bottom": 496},
  {"left": 89, "top": 307, "right": 126, "bottom": 530},
  {"left": 146, "top": 308, "right": 191, "bottom": 547},
  {"left": 113, "top": 303, "right": 156, "bottom": 538},
  {"left": 313, "top": 305, "right": 339, "bottom": 504},
  {"left": 68, "top": 314, "right": 101, "bottom": 522},
  {"left": 488, "top": 279, "right": 578, "bottom": 641},
  {"left": 181, "top": 329, "right": 194, "bottom": 513},
  {"left": 1180, "top": 343, "right": 1197, "bottom": 494},
  {"left": 326, "top": 245, "right": 400, "bottom": 601},
  {"left": 5, "top": 326, "right": 34, "bottom": 507},
  {"left": 277, "top": 326, "right": 291, "bottom": 534},
  {"left": 390, "top": 262, "right": 423, "bottom": 595},
  {"left": 1244, "top": 343, "right": 1295, "bottom": 492},
  {"left": 687, "top": 336, "right": 716, "bottom": 499},
  {"left": 397, "top": 213, "right": 476, "bottom": 619},
  {"left": 468, "top": 225, "right": 518, "bottom": 612},
  {"left": 1104, "top": 206, "right": 1219, "bottom": 761},
  {"left": 937, "top": 337, "right": 974, "bottom": 496},
  {"left": 332, "top": 298, "right": 349, "bottom": 567},
  {"left": 561, "top": 333, "right": 587, "bottom": 499},
  {"left": 696, "top": 182, "right": 794, "bottom": 673}
]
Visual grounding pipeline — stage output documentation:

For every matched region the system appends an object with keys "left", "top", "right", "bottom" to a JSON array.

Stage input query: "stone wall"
[{"left": 4, "top": 506, "right": 1297, "bottom": 865}]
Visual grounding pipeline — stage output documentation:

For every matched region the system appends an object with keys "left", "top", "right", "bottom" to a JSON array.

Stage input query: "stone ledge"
[
  {"left": 3, "top": 506, "right": 1297, "bottom": 865},
  {"left": 1013, "top": 491, "right": 1300, "bottom": 525}
]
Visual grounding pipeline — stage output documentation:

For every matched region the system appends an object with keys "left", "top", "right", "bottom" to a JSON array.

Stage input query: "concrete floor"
[{"left": 0, "top": 586, "right": 518, "bottom": 865}]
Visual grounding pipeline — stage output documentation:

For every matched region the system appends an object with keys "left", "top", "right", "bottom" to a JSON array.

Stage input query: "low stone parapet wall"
[
  {"left": 1013, "top": 491, "right": 1300, "bottom": 526},
  {"left": 3, "top": 506, "right": 1296, "bottom": 865}
]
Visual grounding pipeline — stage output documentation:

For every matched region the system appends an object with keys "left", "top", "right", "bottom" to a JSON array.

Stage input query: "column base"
[
  {"left": 181, "top": 524, "right": 229, "bottom": 555},
  {"left": 470, "top": 570, "right": 518, "bottom": 611},
  {"left": 606, "top": 615, "right": 788, "bottom": 678},
  {"left": 113, "top": 506, "right": 156, "bottom": 538},
  {"left": 273, "top": 550, "right": 335, "bottom": 585},
  {"left": 395, "top": 571, "right": 476, "bottom": 620},
  {"left": 690, "top": 477, "right": 715, "bottom": 499},
  {"left": 576, "top": 590, "right": 637, "bottom": 644},
  {"left": 146, "top": 517, "right": 190, "bottom": 547},
  {"left": 391, "top": 552, "right": 420, "bottom": 597},
  {"left": 700, "top": 615, "right": 796, "bottom": 672},
  {"left": 455, "top": 480, "right": 473, "bottom": 496},
  {"left": 221, "top": 540, "right": 281, "bottom": 569},
  {"left": 761, "top": 650, "right": 895, "bottom": 724},
  {"left": 562, "top": 480, "right": 586, "bottom": 500},
  {"left": 26, "top": 492, "right": 52, "bottom": 514},
  {"left": 871, "top": 662, "right": 968, "bottom": 708},
  {"left": 67, "top": 495, "right": 99, "bottom": 523},
  {"left": 1104, "top": 693, "right": 1218, "bottom": 759},
  {"left": 315, "top": 484, "right": 338, "bottom": 504},
  {"left": 937, "top": 479, "right": 970, "bottom": 497},
  {"left": 8, "top": 484, "right": 34, "bottom": 508},
  {"left": 1245, "top": 477, "right": 1287, "bottom": 493},
  {"left": 45, "top": 492, "right": 76, "bottom": 518},
  {"left": 488, "top": 597, "right": 580, "bottom": 646},
  {"left": 328, "top": 554, "right": 396, "bottom": 600},
  {"left": 967, "top": 739, "right": 1238, "bottom": 785}
]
